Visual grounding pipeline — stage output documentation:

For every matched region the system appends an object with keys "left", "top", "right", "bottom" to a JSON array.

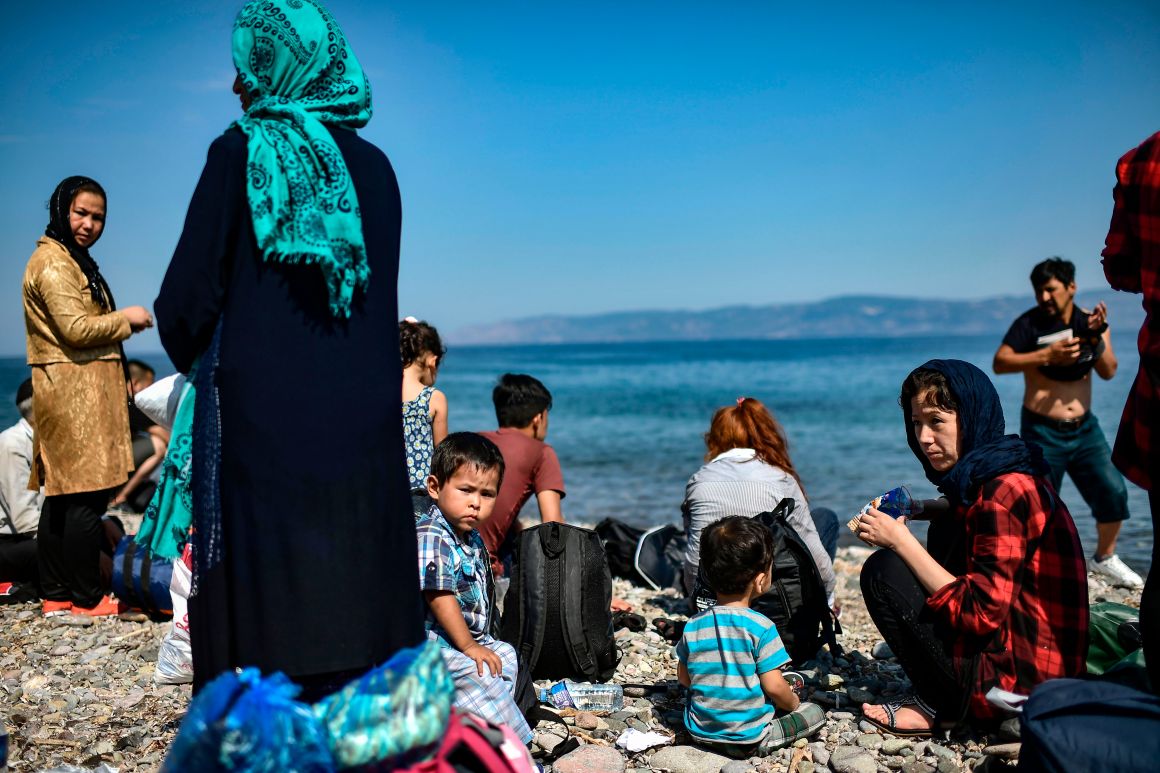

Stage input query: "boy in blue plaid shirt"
[{"left": 416, "top": 432, "right": 532, "bottom": 742}]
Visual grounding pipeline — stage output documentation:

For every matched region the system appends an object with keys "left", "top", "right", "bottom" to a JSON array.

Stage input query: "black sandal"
[
  {"left": 612, "top": 611, "right": 646, "bottom": 632},
  {"left": 860, "top": 694, "right": 937, "bottom": 738},
  {"left": 652, "top": 617, "right": 686, "bottom": 643}
]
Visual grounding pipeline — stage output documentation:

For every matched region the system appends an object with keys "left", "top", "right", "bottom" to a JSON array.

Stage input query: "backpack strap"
[
  {"left": 520, "top": 528, "right": 550, "bottom": 671},
  {"left": 557, "top": 526, "right": 597, "bottom": 677},
  {"left": 773, "top": 501, "right": 845, "bottom": 657},
  {"left": 121, "top": 538, "right": 137, "bottom": 608}
]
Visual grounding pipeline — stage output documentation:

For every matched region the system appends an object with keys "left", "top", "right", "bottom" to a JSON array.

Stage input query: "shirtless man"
[{"left": 993, "top": 257, "right": 1143, "bottom": 588}]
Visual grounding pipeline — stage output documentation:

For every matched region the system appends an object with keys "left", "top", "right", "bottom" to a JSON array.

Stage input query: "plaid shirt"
[
  {"left": 416, "top": 506, "right": 492, "bottom": 643},
  {"left": 925, "top": 473, "right": 1088, "bottom": 719},
  {"left": 1101, "top": 129, "right": 1160, "bottom": 490}
]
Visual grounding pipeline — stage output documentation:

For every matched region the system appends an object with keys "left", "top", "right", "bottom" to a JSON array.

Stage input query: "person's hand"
[
  {"left": 122, "top": 306, "right": 154, "bottom": 333},
  {"left": 1044, "top": 337, "right": 1081, "bottom": 365},
  {"left": 855, "top": 506, "right": 912, "bottom": 551},
  {"left": 463, "top": 643, "right": 503, "bottom": 678},
  {"left": 110, "top": 491, "right": 128, "bottom": 507},
  {"left": 1088, "top": 302, "right": 1108, "bottom": 332}
]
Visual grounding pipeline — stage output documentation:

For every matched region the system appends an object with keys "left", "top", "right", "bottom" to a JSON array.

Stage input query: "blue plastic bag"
[{"left": 162, "top": 668, "right": 335, "bottom": 772}]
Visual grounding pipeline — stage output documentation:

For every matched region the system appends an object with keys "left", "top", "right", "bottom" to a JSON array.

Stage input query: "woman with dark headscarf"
[
  {"left": 154, "top": 0, "right": 423, "bottom": 698},
  {"left": 23, "top": 176, "right": 153, "bottom": 616},
  {"left": 853, "top": 360, "right": 1088, "bottom": 735}
]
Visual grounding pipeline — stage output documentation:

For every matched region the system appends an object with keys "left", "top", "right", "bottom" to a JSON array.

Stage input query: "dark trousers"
[
  {"left": 1144, "top": 490, "right": 1160, "bottom": 690},
  {"left": 0, "top": 534, "right": 39, "bottom": 585},
  {"left": 38, "top": 491, "right": 109, "bottom": 608},
  {"left": 812, "top": 507, "right": 840, "bottom": 561},
  {"left": 860, "top": 547, "right": 967, "bottom": 719}
]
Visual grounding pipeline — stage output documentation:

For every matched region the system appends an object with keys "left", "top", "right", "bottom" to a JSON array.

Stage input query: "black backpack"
[
  {"left": 594, "top": 517, "right": 687, "bottom": 591},
  {"left": 692, "top": 498, "right": 841, "bottom": 664},
  {"left": 500, "top": 522, "right": 620, "bottom": 682}
]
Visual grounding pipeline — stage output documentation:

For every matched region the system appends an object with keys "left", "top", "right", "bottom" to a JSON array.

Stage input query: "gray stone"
[
  {"left": 604, "top": 718, "right": 628, "bottom": 734},
  {"left": 830, "top": 711, "right": 856, "bottom": 721},
  {"left": 899, "top": 763, "right": 935, "bottom": 773},
  {"left": 798, "top": 762, "right": 816, "bottom": 773},
  {"left": 871, "top": 641, "right": 895, "bottom": 660},
  {"left": 882, "top": 739, "right": 913, "bottom": 755},
  {"left": 883, "top": 756, "right": 908, "bottom": 770},
  {"left": 981, "top": 743, "right": 1021, "bottom": 759},
  {"left": 720, "top": 761, "right": 753, "bottom": 773},
  {"left": 810, "top": 741, "right": 831, "bottom": 766},
  {"left": 554, "top": 744, "right": 627, "bottom": 773},
  {"left": 829, "top": 747, "right": 878, "bottom": 773},
  {"left": 857, "top": 720, "right": 878, "bottom": 734},
  {"left": 935, "top": 759, "right": 962, "bottom": 773},
  {"left": 649, "top": 745, "right": 732, "bottom": 773},
  {"left": 534, "top": 731, "right": 566, "bottom": 753},
  {"left": 926, "top": 743, "right": 956, "bottom": 764},
  {"left": 821, "top": 673, "right": 845, "bottom": 689},
  {"left": 847, "top": 687, "right": 876, "bottom": 704},
  {"left": 855, "top": 733, "right": 883, "bottom": 750}
]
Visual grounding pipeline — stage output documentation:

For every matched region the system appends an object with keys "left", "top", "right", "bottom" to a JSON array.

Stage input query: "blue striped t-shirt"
[{"left": 675, "top": 606, "right": 791, "bottom": 744}]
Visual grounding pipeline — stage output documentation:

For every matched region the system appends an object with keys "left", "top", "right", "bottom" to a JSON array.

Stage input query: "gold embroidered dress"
[{"left": 23, "top": 236, "right": 133, "bottom": 496}]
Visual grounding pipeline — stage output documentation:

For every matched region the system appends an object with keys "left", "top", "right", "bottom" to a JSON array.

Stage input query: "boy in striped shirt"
[{"left": 677, "top": 516, "right": 825, "bottom": 756}]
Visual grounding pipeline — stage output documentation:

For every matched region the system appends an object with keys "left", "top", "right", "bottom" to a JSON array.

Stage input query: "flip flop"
[
  {"left": 860, "top": 695, "right": 937, "bottom": 738},
  {"left": 652, "top": 617, "right": 686, "bottom": 643}
]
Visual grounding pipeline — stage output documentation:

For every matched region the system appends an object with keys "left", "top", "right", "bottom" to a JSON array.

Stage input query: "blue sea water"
[{"left": 0, "top": 334, "right": 1151, "bottom": 572}]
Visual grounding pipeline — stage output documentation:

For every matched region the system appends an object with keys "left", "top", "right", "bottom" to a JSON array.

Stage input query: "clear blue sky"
[{"left": 2, "top": 1, "right": 1158, "bottom": 358}]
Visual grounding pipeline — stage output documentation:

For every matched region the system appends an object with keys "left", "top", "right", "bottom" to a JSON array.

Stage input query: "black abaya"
[{"left": 155, "top": 128, "right": 424, "bottom": 691}]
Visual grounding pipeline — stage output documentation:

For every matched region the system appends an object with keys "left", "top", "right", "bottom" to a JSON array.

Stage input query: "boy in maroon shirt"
[{"left": 479, "top": 374, "right": 565, "bottom": 577}]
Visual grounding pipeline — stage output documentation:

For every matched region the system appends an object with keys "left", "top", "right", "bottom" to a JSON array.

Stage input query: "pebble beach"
[{"left": 0, "top": 545, "right": 1141, "bottom": 772}]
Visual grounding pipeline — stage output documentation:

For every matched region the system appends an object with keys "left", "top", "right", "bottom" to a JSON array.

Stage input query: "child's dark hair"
[
  {"left": 492, "top": 373, "right": 553, "bottom": 428},
  {"left": 701, "top": 516, "right": 774, "bottom": 595},
  {"left": 1029, "top": 257, "right": 1075, "bottom": 289},
  {"left": 399, "top": 318, "right": 445, "bottom": 368},
  {"left": 899, "top": 368, "right": 958, "bottom": 414},
  {"left": 430, "top": 432, "right": 505, "bottom": 489}
]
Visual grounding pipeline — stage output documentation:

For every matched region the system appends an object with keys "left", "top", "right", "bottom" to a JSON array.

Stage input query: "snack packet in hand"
[{"left": 847, "top": 485, "right": 916, "bottom": 532}]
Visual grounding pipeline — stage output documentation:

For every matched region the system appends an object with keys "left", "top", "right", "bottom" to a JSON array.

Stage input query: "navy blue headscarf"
[{"left": 903, "top": 359, "right": 1046, "bottom": 506}]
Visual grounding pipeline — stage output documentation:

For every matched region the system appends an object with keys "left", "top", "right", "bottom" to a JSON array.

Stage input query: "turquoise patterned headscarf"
[{"left": 232, "top": 0, "right": 372, "bottom": 318}]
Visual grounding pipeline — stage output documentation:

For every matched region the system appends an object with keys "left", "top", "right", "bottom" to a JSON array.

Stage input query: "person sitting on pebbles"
[
  {"left": 677, "top": 516, "right": 825, "bottom": 757},
  {"left": 854, "top": 360, "right": 1089, "bottom": 736}
]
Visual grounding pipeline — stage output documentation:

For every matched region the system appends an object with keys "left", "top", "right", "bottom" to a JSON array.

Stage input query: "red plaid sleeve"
[
  {"left": 1100, "top": 129, "right": 1160, "bottom": 490},
  {"left": 925, "top": 477, "right": 1033, "bottom": 635}
]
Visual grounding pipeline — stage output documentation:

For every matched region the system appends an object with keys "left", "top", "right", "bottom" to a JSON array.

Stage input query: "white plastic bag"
[
  {"left": 134, "top": 373, "right": 187, "bottom": 430},
  {"left": 154, "top": 548, "right": 193, "bottom": 685}
]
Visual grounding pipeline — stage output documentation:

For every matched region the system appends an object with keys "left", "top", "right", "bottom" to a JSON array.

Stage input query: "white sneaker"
[{"left": 1088, "top": 553, "right": 1144, "bottom": 590}]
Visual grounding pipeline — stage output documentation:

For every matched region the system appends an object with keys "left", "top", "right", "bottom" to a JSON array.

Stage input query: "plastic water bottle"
[{"left": 538, "top": 680, "right": 624, "bottom": 712}]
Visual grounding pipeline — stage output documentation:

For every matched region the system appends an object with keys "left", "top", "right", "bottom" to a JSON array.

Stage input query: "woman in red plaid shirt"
[{"left": 854, "top": 360, "right": 1088, "bottom": 736}]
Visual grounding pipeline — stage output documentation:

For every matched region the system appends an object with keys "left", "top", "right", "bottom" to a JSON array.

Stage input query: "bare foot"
[{"left": 862, "top": 701, "right": 933, "bottom": 733}]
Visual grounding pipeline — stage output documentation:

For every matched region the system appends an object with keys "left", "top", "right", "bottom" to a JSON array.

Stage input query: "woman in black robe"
[{"left": 155, "top": 0, "right": 423, "bottom": 699}]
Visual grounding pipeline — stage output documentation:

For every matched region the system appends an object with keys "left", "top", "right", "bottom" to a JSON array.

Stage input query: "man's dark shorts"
[{"left": 1021, "top": 408, "right": 1130, "bottom": 523}]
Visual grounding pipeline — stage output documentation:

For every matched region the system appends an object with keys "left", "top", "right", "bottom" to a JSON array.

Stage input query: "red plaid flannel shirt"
[
  {"left": 1101, "top": 129, "right": 1160, "bottom": 490},
  {"left": 926, "top": 473, "right": 1088, "bottom": 719}
]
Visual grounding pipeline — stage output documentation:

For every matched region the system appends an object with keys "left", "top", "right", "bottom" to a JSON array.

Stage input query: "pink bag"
[{"left": 384, "top": 709, "right": 535, "bottom": 773}]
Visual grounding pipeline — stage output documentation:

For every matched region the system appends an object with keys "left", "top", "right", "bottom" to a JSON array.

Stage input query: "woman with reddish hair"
[{"left": 682, "top": 397, "right": 838, "bottom": 606}]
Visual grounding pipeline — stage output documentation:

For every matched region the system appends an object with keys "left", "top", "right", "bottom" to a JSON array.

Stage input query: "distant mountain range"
[{"left": 450, "top": 290, "right": 1147, "bottom": 345}]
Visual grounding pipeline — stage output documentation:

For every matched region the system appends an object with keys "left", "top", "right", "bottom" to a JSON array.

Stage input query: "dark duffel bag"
[
  {"left": 1018, "top": 678, "right": 1160, "bottom": 772},
  {"left": 111, "top": 536, "right": 174, "bottom": 619}
]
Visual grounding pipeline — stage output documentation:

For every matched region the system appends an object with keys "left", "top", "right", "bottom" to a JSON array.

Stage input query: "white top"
[
  {"left": 0, "top": 418, "right": 42, "bottom": 535},
  {"left": 681, "top": 448, "right": 835, "bottom": 599}
]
